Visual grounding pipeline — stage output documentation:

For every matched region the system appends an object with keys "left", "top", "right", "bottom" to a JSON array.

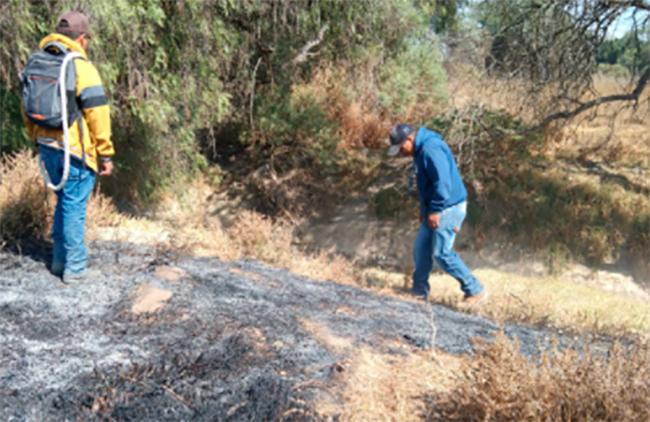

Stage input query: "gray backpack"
[{"left": 21, "top": 42, "right": 82, "bottom": 129}]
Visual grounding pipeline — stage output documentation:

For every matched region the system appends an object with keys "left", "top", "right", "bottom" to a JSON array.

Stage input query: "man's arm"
[
  {"left": 76, "top": 59, "right": 114, "bottom": 173},
  {"left": 422, "top": 148, "right": 451, "bottom": 215}
]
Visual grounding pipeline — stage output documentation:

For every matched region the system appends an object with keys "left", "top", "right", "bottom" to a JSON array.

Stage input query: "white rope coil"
[{"left": 39, "top": 51, "right": 82, "bottom": 191}]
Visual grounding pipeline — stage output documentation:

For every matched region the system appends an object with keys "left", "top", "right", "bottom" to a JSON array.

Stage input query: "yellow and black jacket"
[{"left": 23, "top": 33, "right": 114, "bottom": 173}]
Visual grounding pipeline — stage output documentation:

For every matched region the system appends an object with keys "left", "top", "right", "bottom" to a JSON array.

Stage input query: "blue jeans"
[
  {"left": 413, "top": 201, "right": 484, "bottom": 297},
  {"left": 39, "top": 146, "right": 96, "bottom": 277}
]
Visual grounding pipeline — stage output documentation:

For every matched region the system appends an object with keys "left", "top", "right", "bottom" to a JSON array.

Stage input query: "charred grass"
[{"left": 59, "top": 333, "right": 312, "bottom": 421}]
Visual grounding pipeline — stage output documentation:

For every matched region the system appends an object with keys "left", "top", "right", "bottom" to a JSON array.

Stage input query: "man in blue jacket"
[{"left": 388, "top": 124, "right": 486, "bottom": 305}]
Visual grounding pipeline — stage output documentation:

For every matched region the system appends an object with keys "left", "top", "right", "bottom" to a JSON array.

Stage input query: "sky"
[{"left": 607, "top": 8, "right": 640, "bottom": 39}]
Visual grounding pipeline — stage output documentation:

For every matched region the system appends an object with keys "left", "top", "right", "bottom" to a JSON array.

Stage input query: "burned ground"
[{"left": 0, "top": 241, "right": 610, "bottom": 421}]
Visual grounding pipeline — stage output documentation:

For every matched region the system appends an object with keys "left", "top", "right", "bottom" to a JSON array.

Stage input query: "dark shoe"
[
  {"left": 411, "top": 289, "right": 429, "bottom": 301},
  {"left": 462, "top": 290, "right": 488, "bottom": 306}
]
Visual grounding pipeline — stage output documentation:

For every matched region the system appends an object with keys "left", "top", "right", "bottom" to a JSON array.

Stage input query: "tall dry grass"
[
  {"left": 429, "top": 332, "right": 650, "bottom": 421},
  {"left": 0, "top": 150, "right": 49, "bottom": 246},
  {"left": 0, "top": 150, "right": 123, "bottom": 247},
  {"left": 148, "top": 183, "right": 359, "bottom": 285},
  {"left": 217, "top": 210, "right": 358, "bottom": 285},
  {"left": 447, "top": 64, "right": 650, "bottom": 166}
]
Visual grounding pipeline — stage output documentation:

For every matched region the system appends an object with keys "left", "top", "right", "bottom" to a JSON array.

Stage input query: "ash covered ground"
[{"left": 0, "top": 241, "right": 605, "bottom": 421}]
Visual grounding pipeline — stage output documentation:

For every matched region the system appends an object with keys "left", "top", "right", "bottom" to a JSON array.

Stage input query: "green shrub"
[
  {"left": 1, "top": 0, "right": 445, "bottom": 206},
  {"left": 379, "top": 35, "right": 448, "bottom": 121},
  {"left": 0, "top": 84, "right": 30, "bottom": 154},
  {"left": 597, "top": 63, "right": 632, "bottom": 80}
]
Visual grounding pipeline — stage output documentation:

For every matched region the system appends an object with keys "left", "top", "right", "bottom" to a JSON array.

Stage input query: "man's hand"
[
  {"left": 99, "top": 160, "right": 113, "bottom": 176},
  {"left": 427, "top": 213, "right": 441, "bottom": 230}
]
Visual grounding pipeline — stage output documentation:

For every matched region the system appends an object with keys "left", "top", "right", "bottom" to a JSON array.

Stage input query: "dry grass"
[
  {"left": 551, "top": 75, "right": 650, "bottom": 167},
  {"left": 361, "top": 268, "right": 650, "bottom": 339},
  {"left": 225, "top": 210, "right": 358, "bottom": 285},
  {"left": 146, "top": 180, "right": 359, "bottom": 285},
  {"left": 429, "top": 332, "right": 650, "bottom": 421},
  {"left": 0, "top": 150, "right": 49, "bottom": 246},
  {"left": 448, "top": 65, "right": 650, "bottom": 168},
  {"left": 434, "top": 269, "right": 650, "bottom": 338},
  {"left": 329, "top": 348, "right": 460, "bottom": 421},
  {"left": 485, "top": 165, "right": 650, "bottom": 275},
  {"left": 0, "top": 150, "right": 123, "bottom": 247}
]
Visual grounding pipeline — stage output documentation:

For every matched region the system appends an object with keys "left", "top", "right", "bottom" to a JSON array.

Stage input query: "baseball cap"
[
  {"left": 56, "top": 11, "right": 92, "bottom": 38},
  {"left": 387, "top": 124, "right": 414, "bottom": 157}
]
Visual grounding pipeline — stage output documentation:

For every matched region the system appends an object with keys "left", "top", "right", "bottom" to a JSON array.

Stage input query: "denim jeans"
[
  {"left": 412, "top": 201, "right": 484, "bottom": 297},
  {"left": 39, "top": 146, "right": 96, "bottom": 277}
]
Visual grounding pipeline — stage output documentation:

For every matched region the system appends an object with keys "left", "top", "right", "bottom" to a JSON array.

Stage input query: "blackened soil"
[{"left": 0, "top": 241, "right": 609, "bottom": 421}]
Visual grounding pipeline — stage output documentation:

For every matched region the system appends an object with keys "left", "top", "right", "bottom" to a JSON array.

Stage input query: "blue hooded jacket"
[{"left": 413, "top": 127, "right": 467, "bottom": 217}]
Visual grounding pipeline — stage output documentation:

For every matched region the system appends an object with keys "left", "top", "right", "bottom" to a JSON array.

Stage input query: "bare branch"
[
  {"left": 612, "top": 0, "right": 650, "bottom": 12},
  {"left": 291, "top": 24, "right": 329, "bottom": 65},
  {"left": 535, "top": 68, "right": 650, "bottom": 129},
  {"left": 249, "top": 57, "right": 262, "bottom": 132}
]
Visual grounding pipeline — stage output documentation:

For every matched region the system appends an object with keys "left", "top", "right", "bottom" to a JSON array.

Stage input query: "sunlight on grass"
[{"left": 366, "top": 267, "right": 650, "bottom": 338}]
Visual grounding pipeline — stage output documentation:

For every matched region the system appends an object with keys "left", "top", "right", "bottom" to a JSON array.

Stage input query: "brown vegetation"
[
  {"left": 0, "top": 150, "right": 122, "bottom": 248},
  {"left": 428, "top": 332, "right": 650, "bottom": 421}
]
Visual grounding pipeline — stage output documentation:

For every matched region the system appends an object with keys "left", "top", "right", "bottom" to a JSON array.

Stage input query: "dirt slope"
[{"left": 0, "top": 241, "right": 607, "bottom": 420}]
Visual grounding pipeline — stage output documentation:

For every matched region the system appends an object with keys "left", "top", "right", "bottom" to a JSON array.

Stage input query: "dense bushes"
[{"left": 0, "top": 0, "right": 448, "bottom": 205}]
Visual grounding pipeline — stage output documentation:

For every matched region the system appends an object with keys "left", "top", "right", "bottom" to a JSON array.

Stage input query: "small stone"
[
  {"left": 154, "top": 265, "right": 187, "bottom": 282},
  {"left": 131, "top": 284, "right": 173, "bottom": 315}
]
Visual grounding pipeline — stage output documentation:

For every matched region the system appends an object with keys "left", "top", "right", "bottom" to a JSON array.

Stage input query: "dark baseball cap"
[
  {"left": 387, "top": 124, "right": 414, "bottom": 156},
  {"left": 56, "top": 11, "right": 92, "bottom": 38}
]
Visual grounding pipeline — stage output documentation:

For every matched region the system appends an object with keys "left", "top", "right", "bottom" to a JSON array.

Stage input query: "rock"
[
  {"left": 131, "top": 283, "right": 173, "bottom": 314},
  {"left": 154, "top": 265, "right": 187, "bottom": 282}
]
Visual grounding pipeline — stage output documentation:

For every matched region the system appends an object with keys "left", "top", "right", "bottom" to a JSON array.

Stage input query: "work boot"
[
  {"left": 62, "top": 268, "right": 101, "bottom": 285},
  {"left": 50, "top": 262, "right": 64, "bottom": 278},
  {"left": 462, "top": 290, "right": 488, "bottom": 306},
  {"left": 411, "top": 288, "right": 429, "bottom": 301}
]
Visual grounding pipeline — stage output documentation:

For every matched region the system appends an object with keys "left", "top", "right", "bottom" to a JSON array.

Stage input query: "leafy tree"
[
  {"left": 0, "top": 0, "right": 448, "bottom": 205},
  {"left": 598, "top": 28, "right": 650, "bottom": 74}
]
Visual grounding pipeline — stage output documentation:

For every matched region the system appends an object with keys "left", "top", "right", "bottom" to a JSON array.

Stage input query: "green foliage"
[
  {"left": 597, "top": 28, "right": 650, "bottom": 75},
  {"left": 255, "top": 90, "right": 339, "bottom": 173},
  {"left": 0, "top": 84, "right": 30, "bottom": 154},
  {"left": 0, "top": 0, "right": 448, "bottom": 205},
  {"left": 379, "top": 35, "right": 448, "bottom": 119},
  {"left": 430, "top": 0, "right": 466, "bottom": 34}
]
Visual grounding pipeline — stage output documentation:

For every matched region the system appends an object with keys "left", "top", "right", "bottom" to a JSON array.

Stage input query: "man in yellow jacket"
[{"left": 23, "top": 11, "right": 114, "bottom": 283}]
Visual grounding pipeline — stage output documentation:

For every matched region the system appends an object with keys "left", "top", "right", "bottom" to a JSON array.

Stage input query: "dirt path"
[{"left": 0, "top": 241, "right": 610, "bottom": 420}]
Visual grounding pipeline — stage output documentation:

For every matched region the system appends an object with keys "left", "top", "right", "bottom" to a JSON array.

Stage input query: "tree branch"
[
  {"left": 291, "top": 25, "right": 329, "bottom": 65},
  {"left": 249, "top": 57, "right": 263, "bottom": 132},
  {"left": 535, "top": 68, "right": 650, "bottom": 129},
  {"left": 608, "top": 0, "right": 650, "bottom": 11}
]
